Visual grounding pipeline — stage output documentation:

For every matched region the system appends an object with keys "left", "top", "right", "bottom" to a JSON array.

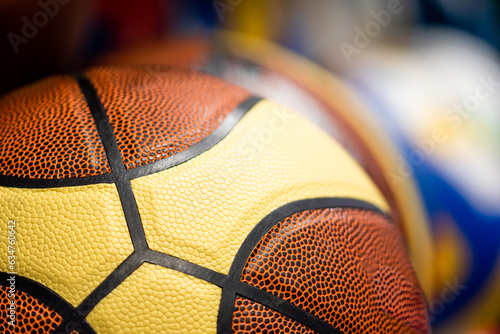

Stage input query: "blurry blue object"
[
  {"left": 173, "top": 0, "right": 218, "bottom": 32},
  {"left": 351, "top": 76, "right": 500, "bottom": 326},
  {"left": 404, "top": 143, "right": 500, "bottom": 323},
  {"left": 420, "top": 0, "right": 500, "bottom": 50}
]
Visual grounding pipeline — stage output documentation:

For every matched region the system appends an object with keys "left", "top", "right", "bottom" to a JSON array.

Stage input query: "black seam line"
[
  {"left": 125, "top": 95, "right": 262, "bottom": 179},
  {"left": 75, "top": 74, "right": 148, "bottom": 252},
  {"left": 145, "top": 248, "right": 342, "bottom": 334},
  {"left": 217, "top": 285, "right": 238, "bottom": 334},
  {"left": 76, "top": 251, "right": 143, "bottom": 317},
  {"left": 217, "top": 282, "right": 342, "bottom": 334},
  {"left": 218, "top": 198, "right": 381, "bottom": 333},
  {"left": 234, "top": 282, "right": 344, "bottom": 334},
  {"left": 75, "top": 249, "right": 228, "bottom": 317},
  {"left": 74, "top": 74, "right": 125, "bottom": 176},
  {"left": 0, "top": 272, "right": 97, "bottom": 334},
  {"left": 144, "top": 249, "right": 227, "bottom": 287},
  {"left": 54, "top": 316, "right": 96, "bottom": 334},
  {"left": 226, "top": 197, "right": 384, "bottom": 282},
  {"left": 0, "top": 96, "right": 262, "bottom": 189},
  {"left": 0, "top": 273, "right": 91, "bottom": 329}
]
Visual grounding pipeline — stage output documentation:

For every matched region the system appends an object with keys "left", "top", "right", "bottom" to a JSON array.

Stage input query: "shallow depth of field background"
[{"left": 0, "top": 0, "right": 499, "bottom": 333}]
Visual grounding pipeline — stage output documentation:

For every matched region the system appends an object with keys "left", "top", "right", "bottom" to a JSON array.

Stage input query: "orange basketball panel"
[
  {"left": 232, "top": 297, "right": 317, "bottom": 334},
  {"left": 85, "top": 66, "right": 250, "bottom": 169},
  {"left": 241, "top": 208, "right": 429, "bottom": 334},
  {"left": 0, "top": 76, "right": 110, "bottom": 179},
  {"left": 0, "top": 285, "right": 63, "bottom": 333}
]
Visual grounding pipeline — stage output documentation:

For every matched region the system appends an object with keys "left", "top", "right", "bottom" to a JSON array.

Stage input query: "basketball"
[
  {"left": 338, "top": 27, "right": 500, "bottom": 332},
  {"left": 101, "top": 31, "right": 434, "bottom": 299},
  {"left": 0, "top": 65, "right": 429, "bottom": 333}
]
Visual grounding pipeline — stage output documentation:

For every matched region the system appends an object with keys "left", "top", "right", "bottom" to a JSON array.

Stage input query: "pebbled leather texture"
[
  {"left": 87, "top": 263, "right": 221, "bottom": 334},
  {"left": 0, "top": 183, "right": 134, "bottom": 306},
  {"left": 0, "top": 67, "right": 428, "bottom": 334},
  {"left": 86, "top": 66, "right": 250, "bottom": 170},
  {"left": 0, "top": 76, "right": 110, "bottom": 179},
  {"left": 132, "top": 99, "right": 388, "bottom": 275},
  {"left": 240, "top": 207, "right": 428, "bottom": 333}
]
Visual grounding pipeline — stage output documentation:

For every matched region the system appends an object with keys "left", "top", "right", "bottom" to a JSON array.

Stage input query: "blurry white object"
[{"left": 346, "top": 27, "right": 500, "bottom": 215}]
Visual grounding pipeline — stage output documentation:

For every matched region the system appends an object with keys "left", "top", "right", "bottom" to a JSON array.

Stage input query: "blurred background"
[{"left": 1, "top": 0, "right": 499, "bottom": 333}]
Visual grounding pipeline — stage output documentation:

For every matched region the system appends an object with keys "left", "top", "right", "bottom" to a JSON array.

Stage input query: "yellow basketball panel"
[
  {"left": 87, "top": 263, "right": 221, "bottom": 334},
  {"left": 0, "top": 183, "right": 133, "bottom": 306},
  {"left": 215, "top": 31, "right": 434, "bottom": 299},
  {"left": 132, "top": 99, "right": 388, "bottom": 274}
]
